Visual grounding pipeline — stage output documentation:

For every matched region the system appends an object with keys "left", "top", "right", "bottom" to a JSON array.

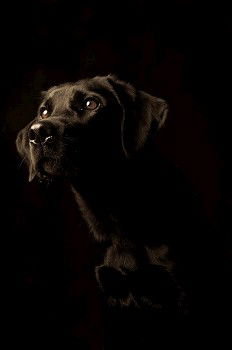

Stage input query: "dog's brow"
[
  {"left": 88, "top": 86, "right": 117, "bottom": 103},
  {"left": 47, "top": 87, "right": 69, "bottom": 100},
  {"left": 69, "top": 91, "right": 86, "bottom": 110},
  {"left": 43, "top": 97, "right": 53, "bottom": 108},
  {"left": 72, "top": 90, "right": 86, "bottom": 100}
]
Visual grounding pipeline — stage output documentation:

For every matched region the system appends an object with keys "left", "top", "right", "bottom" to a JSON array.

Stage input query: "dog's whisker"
[{"left": 18, "top": 156, "right": 26, "bottom": 169}]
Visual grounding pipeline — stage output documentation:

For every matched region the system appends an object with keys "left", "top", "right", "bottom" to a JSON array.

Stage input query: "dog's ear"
[
  {"left": 16, "top": 127, "right": 36, "bottom": 182},
  {"left": 28, "top": 162, "right": 36, "bottom": 182},
  {"left": 107, "top": 75, "right": 168, "bottom": 157}
]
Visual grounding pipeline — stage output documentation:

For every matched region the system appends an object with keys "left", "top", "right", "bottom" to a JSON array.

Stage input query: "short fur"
[{"left": 16, "top": 75, "right": 205, "bottom": 319}]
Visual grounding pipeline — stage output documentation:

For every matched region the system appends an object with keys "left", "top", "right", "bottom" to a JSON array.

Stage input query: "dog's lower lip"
[{"left": 37, "top": 158, "right": 54, "bottom": 175}]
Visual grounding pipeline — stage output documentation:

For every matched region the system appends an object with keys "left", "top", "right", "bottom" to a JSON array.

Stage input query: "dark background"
[{"left": 0, "top": 0, "right": 230, "bottom": 348}]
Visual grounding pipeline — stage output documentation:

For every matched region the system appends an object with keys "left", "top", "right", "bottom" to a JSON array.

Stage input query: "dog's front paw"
[
  {"left": 95, "top": 265, "right": 129, "bottom": 299},
  {"left": 129, "top": 264, "right": 185, "bottom": 312}
]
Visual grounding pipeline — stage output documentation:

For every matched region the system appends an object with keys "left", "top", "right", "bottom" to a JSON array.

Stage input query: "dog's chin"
[
  {"left": 35, "top": 158, "right": 62, "bottom": 180},
  {"left": 36, "top": 158, "right": 79, "bottom": 181},
  {"left": 42, "top": 159, "right": 60, "bottom": 175}
]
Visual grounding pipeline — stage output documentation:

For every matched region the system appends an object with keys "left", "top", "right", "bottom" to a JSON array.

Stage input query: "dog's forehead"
[
  {"left": 45, "top": 77, "right": 111, "bottom": 102},
  {"left": 44, "top": 77, "right": 113, "bottom": 107},
  {"left": 45, "top": 83, "right": 83, "bottom": 103}
]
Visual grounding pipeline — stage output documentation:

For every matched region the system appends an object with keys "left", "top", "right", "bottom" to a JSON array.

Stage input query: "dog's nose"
[{"left": 29, "top": 123, "right": 54, "bottom": 145}]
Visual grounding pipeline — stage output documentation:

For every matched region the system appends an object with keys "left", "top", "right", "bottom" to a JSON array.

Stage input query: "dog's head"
[{"left": 16, "top": 75, "right": 168, "bottom": 182}]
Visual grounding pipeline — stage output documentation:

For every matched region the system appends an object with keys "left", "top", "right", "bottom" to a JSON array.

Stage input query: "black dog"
[{"left": 16, "top": 75, "right": 206, "bottom": 345}]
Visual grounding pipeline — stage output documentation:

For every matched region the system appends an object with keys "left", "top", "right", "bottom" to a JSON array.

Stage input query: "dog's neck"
[
  {"left": 70, "top": 159, "right": 129, "bottom": 198},
  {"left": 70, "top": 158, "right": 142, "bottom": 242},
  {"left": 70, "top": 152, "right": 165, "bottom": 201}
]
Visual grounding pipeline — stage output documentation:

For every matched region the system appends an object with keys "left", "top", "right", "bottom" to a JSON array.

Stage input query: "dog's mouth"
[
  {"left": 35, "top": 157, "right": 80, "bottom": 182},
  {"left": 39, "top": 158, "right": 57, "bottom": 174},
  {"left": 33, "top": 157, "right": 69, "bottom": 185},
  {"left": 36, "top": 157, "right": 60, "bottom": 179}
]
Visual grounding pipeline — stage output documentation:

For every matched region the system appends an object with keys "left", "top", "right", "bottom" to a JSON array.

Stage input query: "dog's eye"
[
  {"left": 40, "top": 107, "right": 49, "bottom": 119},
  {"left": 84, "top": 98, "right": 99, "bottom": 110}
]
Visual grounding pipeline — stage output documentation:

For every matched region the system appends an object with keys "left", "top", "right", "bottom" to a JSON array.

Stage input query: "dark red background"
[{"left": 0, "top": 0, "right": 230, "bottom": 348}]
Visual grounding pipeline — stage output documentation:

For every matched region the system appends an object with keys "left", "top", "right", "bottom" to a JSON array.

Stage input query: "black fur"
[{"left": 16, "top": 75, "right": 207, "bottom": 345}]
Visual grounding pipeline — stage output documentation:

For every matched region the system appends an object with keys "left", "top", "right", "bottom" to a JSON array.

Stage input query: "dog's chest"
[
  {"left": 71, "top": 186, "right": 121, "bottom": 241},
  {"left": 70, "top": 171, "right": 172, "bottom": 245}
]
